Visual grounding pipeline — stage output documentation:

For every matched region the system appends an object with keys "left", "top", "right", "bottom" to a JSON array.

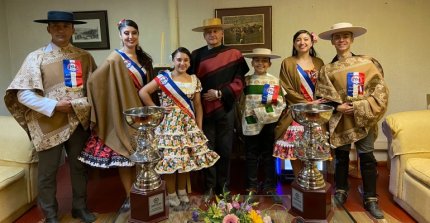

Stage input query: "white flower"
[{"left": 263, "top": 215, "right": 272, "bottom": 223}]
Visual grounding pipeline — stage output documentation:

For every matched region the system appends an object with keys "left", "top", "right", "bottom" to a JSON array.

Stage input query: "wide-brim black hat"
[{"left": 34, "top": 11, "right": 86, "bottom": 24}]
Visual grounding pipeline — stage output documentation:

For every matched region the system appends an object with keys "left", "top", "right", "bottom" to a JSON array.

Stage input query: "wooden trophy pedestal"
[
  {"left": 290, "top": 181, "right": 332, "bottom": 222},
  {"left": 129, "top": 181, "right": 168, "bottom": 223}
]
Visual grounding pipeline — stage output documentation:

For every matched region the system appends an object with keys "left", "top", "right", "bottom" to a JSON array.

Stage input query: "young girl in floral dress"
[{"left": 139, "top": 47, "right": 219, "bottom": 207}]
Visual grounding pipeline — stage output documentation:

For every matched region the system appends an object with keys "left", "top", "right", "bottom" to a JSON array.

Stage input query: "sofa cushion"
[
  {"left": 0, "top": 116, "right": 37, "bottom": 164},
  {"left": 0, "top": 166, "right": 25, "bottom": 190},
  {"left": 385, "top": 111, "right": 430, "bottom": 157},
  {"left": 405, "top": 158, "right": 430, "bottom": 188}
]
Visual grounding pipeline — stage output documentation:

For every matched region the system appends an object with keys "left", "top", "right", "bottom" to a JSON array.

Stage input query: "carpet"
[
  {"left": 46, "top": 208, "right": 400, "bottom": 223},
  {"left": 108, "top": 209, "right": 399, "bottom": 223},
  {"left": 37, "top": 213, "right": 116, "bottom": 223}
]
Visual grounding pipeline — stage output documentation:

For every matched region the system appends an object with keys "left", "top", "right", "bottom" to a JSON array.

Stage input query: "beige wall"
[
  {"left": 1, "top": 0, "right": 430, "bottom": 157},
  {"left": 178, "top": 0, "right": 430, "bottom": 158},
  {"left": 0, "top": 0, "right": 11, "bottom": 114}
]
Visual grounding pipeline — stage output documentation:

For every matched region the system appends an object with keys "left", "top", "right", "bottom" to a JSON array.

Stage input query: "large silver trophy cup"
[
  {"left": 291, "top": 103, "right": 334, "bottom": 189},
  {"left": 289, "top": 103, "right": 334, "bottom": 221},
  {"left": 123, "top": 106, "right": 168, "bottom": 223}
]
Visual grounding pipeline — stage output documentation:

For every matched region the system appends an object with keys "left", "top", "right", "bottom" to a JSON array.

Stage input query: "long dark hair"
[
  {"left": 291, "top": 30, "right": 317, "bottom": 57},
  {"left": 118, "top": 19, "right": 153, "bottom": 77}
]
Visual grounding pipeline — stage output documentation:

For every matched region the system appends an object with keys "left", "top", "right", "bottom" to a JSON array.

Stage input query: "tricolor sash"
[
  {"left": 245, "top": 84, "right": 280, "bottom": 105},
  {"left": 297, "top": 64, "right": 315, "bottom": 102},
  {"left": 63, "top": 60, "right": 83, "bottom": 88},
  {"left": 115, "top": 49, "right": 147, "bottom": 89},
  {"left": 154, "top": 71, "right": 195, "bottom": 118},
  {"left": 347, "top": 72, "right": 365, "bottom": 98}
]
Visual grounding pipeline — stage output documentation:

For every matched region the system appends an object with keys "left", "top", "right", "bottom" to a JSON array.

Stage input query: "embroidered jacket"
[{"left": 241, "top": 73, "right": 286, "bottom": 136}]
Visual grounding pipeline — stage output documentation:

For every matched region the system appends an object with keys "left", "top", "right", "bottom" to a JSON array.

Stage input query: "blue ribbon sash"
[
  {"left": 154, "top": 71, "right": 195, "bottom": 118},
  {"left": 297, "top": 64, "right": 315, "bottom": 102},
  {"left": 115, "top": 49, "right": 147, "bottom": 89}
]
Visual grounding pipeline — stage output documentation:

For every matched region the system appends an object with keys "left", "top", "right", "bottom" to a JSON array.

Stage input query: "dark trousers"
[
  {"left": 335, "top": 130, "right": 378, "bottom": 199},
  {"left": 203, "top": 109, "right": 235, "bottom": 193},
  {"left": 244, "top": 122, "right": 277, "bottom": 192},
  {"left": 37, "top": 125, "right": 90, "bottom": 218}
]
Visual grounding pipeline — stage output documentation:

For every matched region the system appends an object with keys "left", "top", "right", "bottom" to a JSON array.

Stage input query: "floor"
[{"left": 15, "top": 159, "right": 417, "bottom": 223}]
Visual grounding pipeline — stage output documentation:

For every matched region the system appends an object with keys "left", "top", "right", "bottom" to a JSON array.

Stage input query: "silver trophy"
[
  {"left": 123, "top": 106, "right": 165, "bottom": 191},
  {"left": 291, "top": 103, "right": 334, "bottom": 190}
]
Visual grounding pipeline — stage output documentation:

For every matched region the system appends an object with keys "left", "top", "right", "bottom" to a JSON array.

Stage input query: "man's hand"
[
  {"left": 202, "top": 89, "right": 219, "bottom": 101},
  {"left": 55, "top": 99, "right": 73, "bottom": 113},
  {"left": 336, "top": 102, "right": 354, "bottom": 115}
]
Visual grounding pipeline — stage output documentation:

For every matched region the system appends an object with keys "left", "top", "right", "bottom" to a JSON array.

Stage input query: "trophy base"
[
  {"left": 290, "top": 181, "right": 332, "bottom": 222},
  {"left": 129, "top": 181, "right": 168, "bottom": 223}
]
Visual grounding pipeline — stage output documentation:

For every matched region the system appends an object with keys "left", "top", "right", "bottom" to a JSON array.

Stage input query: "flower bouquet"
[{"left": 190, "top": 191, "right": 273, "bottom": 223}]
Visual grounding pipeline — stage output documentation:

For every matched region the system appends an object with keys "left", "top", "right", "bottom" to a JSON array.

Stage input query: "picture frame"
[
  {"left": 215, "top": 6, "right": 272, "bottom": 52},
  {"left": 71, "top": 10, "right": 110, "bottom": 50}
]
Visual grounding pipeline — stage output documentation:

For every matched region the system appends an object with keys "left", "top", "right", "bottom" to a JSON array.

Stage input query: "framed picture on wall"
[
  {"left": 215, "top": 6, "right": 272, "bottom": 52},
  {"left": 71, "top": 10, "right": 110, "bottom": 50}
]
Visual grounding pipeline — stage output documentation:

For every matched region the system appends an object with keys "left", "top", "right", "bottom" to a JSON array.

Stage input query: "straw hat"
[
  {"left": 192, "top": 18, "right": 233, "bottom": 32},
  {"left": 319, "top": 22, "right": 367, "bottom": 40},
  {"left": 243, "top": 48, "right": 280, "bottom": 59},
  {"left": 34, "top": 11, "right": 86, "bottom": 24}
]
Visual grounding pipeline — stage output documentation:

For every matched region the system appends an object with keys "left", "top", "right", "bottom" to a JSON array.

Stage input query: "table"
[{"left": 113, "top": 194, "right": 355, "bottom": 222}]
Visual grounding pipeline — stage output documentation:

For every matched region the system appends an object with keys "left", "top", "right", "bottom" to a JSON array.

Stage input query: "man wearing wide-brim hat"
[
  {"left": 241, "top": 48, "right": 285, "bottom": 204},
  {"left": 4, "top": 11, "right": 97, "bottom": 223},
  {"left": 189, "top": 18, "right": 249, "bottom": 200},
  {"left": 315, "top": 22, "right": 389, "bottom": 219}
]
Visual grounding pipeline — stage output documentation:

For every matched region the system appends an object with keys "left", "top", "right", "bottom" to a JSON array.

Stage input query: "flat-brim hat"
[
  {"left": 243, "top": 48, "right": 280, "bottom": 59},
  {"left": 192, "top": 18, "right": 233, "bottom": 32},
  {"left": 319, "top": 22, "right": 366, "bottom": 40},
  {"left": 34, "top": 11, "right": 86, "bottom": 24}
]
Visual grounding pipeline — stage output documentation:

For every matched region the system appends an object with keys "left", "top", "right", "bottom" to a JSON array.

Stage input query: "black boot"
[
  {"left": 360, "top": 152, "right": 384, "bottom": 219},
  {"left": 364, "top": 197, "right": 384, "bottom": 219},
  {"left": 71, "top": 208, "right": 97, "bottom": 223},
  {"left": 38, "top": 199, "right": 58, "bottom": 223},
  {"left": 334, "top": 149, "right": 350, "bottom": 204}
]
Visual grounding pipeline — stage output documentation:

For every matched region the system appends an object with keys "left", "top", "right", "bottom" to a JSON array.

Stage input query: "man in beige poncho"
[
  {"left": 316, "top": 23, "right": 389, "bottom": 219},
  {"left": 4, "top": 11, "right": 97, "bottom": 223}
]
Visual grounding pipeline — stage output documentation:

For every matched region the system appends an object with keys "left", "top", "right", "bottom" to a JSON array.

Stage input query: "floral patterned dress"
[
  {"left": 154, "top": 74, "right": 220, "bottom": 174},
  {"left": 273, "top": 68, "right": 318, "bottom": 160}
]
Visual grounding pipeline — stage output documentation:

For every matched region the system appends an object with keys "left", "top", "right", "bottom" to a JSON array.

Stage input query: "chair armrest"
[
  {"left": 384, "top": 110, "right": 430, "bottom": 158},
  {"left": 0, "top": 116, "right": 37, "bottom": 164}
]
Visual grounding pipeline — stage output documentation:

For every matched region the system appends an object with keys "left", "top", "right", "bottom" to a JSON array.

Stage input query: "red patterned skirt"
[{"left": 78, "top": 131, "right": 134, "bottom": 168}]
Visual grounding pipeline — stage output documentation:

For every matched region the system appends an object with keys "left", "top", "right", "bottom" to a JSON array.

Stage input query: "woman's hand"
[
  {"left": 163, "top": 106, "right": 174, "bottom": 113},
  {"left": 336, "top": 102, "right": 354, "bottom": 115}
]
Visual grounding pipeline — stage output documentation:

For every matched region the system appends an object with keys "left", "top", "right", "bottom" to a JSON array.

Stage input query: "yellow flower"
[{"left": 249, "top": 209, "right": 263, "bottom": 223}]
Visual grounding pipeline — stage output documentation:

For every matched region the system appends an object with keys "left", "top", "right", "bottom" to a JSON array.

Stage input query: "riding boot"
[
  {"left": 360, "top": 152, "right": 384, "bottom": 219},
  {"left": 334, "top": 149, "right": 350, "bottom": 204}
]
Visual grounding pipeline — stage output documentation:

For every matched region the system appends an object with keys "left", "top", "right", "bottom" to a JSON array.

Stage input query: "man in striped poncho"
[{"left": 190, "top": 18, "right": 249, "bottom": 200}]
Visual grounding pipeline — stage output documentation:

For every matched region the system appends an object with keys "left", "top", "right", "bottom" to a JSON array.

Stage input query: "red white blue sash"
[
  {"left": 297, "top": 64, "right": 315, "bottom": 102},
  {"left": 347, "top": 72, "right": 365, "bottom": 98},
  {"left": 154, "top": 71, "right": 195, "bottom": 118},
  {"left": 115, "top": 49, "right": 147, "bottom": 89},
  {"left": 63, "top": 60, "right": 83, "bottom": 88},
  {"left": 262, "top": 84, "right": 280, "bottom": 105}
]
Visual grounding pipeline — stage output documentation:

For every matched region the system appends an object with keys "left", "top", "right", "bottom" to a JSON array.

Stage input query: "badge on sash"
[
  {"left": 347, "top": 72, "right": 365, "bottom": 98},
  {"left": 124, "top": 60, "right": 132, "bottom": 68},
  {"left": 63, "top": 60, "right": 83, "bottom": 88},
  {"left": 262, "top": 84, "right": 280, "bottom": 104}
]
